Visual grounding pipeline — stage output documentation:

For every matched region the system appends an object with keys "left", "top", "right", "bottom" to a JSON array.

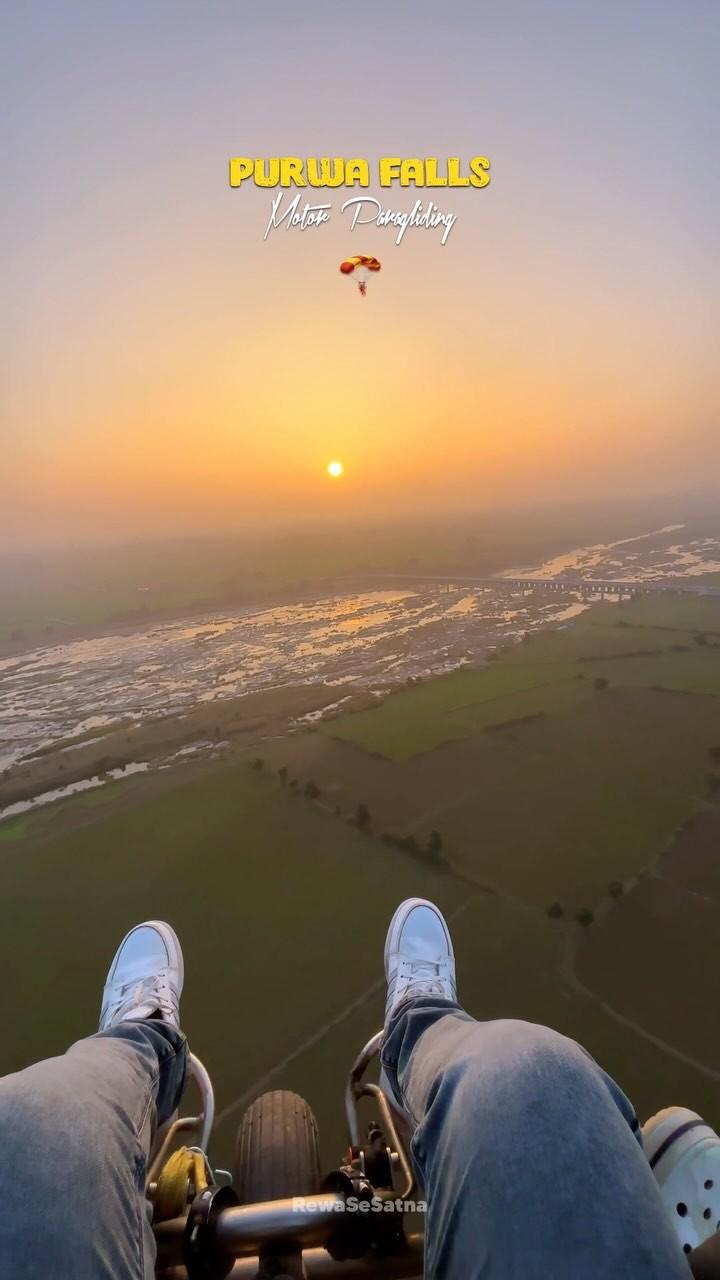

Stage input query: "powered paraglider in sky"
[{"left": 339, "top": 254, "right": 381, "bottom": 297}]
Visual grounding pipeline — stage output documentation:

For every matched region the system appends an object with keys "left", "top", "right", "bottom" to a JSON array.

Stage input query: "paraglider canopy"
[{"left": 340, "top": 255, "right": 381, "bottom": 297}]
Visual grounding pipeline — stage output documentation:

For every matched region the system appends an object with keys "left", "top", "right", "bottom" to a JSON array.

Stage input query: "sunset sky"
[{"left": 2, "top": 0, "right": 718, "bottom": 543}]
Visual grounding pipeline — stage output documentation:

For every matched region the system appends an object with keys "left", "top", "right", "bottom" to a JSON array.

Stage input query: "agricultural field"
[
  {"left": 2, "top": 590, "right": 720, "bottom": 1169},
  {"left": 277, "top": 590, "right": 720, "bottom": 1127},
  {"left": 299, "top": 596, "right": 720, "bottom": 910},
  {"left": 3, "top": 751, "right": 720, "bottom": 1171},
  {"left": 326, "top": 595, "right": 720, "bottom": 760},
  {"left": 264, "top": 684, "right": 716, "bottom": 913},
  {"left": 322, "top": 662, "right": 595, "bottom": 758},
  {"left": 576, "top": 810, "right": 720, "bottom": 1070},
  {"left": 0, "top": 762, "right": 463, "bottom": 1166}
]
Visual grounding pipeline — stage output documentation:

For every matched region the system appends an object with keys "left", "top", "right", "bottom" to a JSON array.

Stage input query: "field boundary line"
[
  {"left": 214, "top": 898, "right": 478, "bottom": 1127},
  {"left": 562, "top": 931, "right": 720, "bottom": 1082}
]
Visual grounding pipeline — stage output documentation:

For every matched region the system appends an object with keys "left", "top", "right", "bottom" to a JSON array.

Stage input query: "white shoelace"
[
  {"left": 406, "top": 977, "right": 449, "bottom": 997},
  {"left": 105, "top": 974, "right": 176, "bottom": 1025},
  {"left": 390, "top": 958, "right": 455, "bottom": 1004}
]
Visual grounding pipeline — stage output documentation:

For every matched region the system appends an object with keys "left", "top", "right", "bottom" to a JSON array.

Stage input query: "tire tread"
[{"left": 234, "top": 1089, "right": 321, "bottom": 1204}]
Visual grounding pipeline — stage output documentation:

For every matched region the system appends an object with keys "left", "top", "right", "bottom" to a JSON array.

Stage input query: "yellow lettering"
[
  {"left": 345, "top": 158, "right": 370, "bottom": 187},
  {"left": 447, "top": 157, "right": 469, "bottom": 187},
  {"left": 307, "top": 158, "right": 345, "bottom": 188},
  {"left": 254, "top": 158, "right": 280, "bottom": 187},
  {"left": 400, "top": 158, "right": 425, "bottom": 186},
  {"left": 424, "top": 158, "right": 447, "bottom": 187},
  {"left": 228, "top": 155, "right": 489, "bottom": 192},
  {"left": 379, "top": 157, "right": 402, "bottom": 186},
  {"left": 469, "top": 156, "right": 491, "bottom": 188},
  {"left": 282, "top": 157, "right": 306, "bottom": 187},
  {"left": 228, "top": 157, "right": 254, "bottom": 187}
]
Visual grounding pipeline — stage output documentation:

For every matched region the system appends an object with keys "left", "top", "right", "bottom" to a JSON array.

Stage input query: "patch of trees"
[
  {"left": 382, "top": 828, "right": 447, "bottom": 868},
  {"left": 544, "top": 896, "right": 616, "bottom": 920},
  {"left": 270, "top": 765, "right": 320, "bottom": 799},
  {"left": 253, "top": 764, "right": 449, "bottom": 869}
]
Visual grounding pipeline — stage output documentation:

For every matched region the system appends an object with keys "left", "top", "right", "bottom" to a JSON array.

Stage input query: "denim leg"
[
  {"left": 381, "top": 999, "right": 690, "bottom": 1279},
  {"left": 0, "top": 1020, "right": 187, "bottom": 1280}
]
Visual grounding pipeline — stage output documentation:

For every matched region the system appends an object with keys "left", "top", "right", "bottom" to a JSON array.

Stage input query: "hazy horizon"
[
  {"left": 2, "top": 490, "right": 718, "bottom": 563},
  {"left": 3, "top": 0, "right": 718, "bottom": 544}
]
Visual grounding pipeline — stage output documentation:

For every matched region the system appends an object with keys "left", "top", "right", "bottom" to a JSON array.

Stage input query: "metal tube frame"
[
  {"left": 153, "top": 1031, "right": 424, "bottom": 1276},
  {"left": 147, "top": 1052, "right": 215, "bottom": 1191},
  {"left": 344, "top": 1031, "right": 415, "bottom": 1201}
]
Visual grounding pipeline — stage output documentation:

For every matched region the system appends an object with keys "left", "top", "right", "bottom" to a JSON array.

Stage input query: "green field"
[
  {"left": 0, "top": 764, "right": 462, "bottom": 1166},
  {"left": 324, "top": 662, "right": 594, "bottom": 758},
  {"left": 3, "top": 590, "right": 720, "bottom": 1170},
  {"left": 313, "top": 598, "right": 720, "bottom": 907},
  {"left": 327, "top": 597, "right": 720, "bottom": 760}
]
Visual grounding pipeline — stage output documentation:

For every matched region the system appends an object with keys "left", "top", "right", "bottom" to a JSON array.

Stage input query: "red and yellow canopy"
[{"left": 339, "top": 255, "right": 382, "bottom": 275}]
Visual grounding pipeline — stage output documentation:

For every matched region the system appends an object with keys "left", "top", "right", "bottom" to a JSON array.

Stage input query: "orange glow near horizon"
[{"left": 3, "top": 5, "right": 716, "bottom": 543}]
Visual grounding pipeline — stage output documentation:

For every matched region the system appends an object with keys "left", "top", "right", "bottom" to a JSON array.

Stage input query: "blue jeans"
[
  {"left": 382, "top": 998, "right": 691, "bottom": 1279},
  {"left": 0, "top": 1020, "right": 186, "bottom": 1279},
  {"left": 0, "top": 1006, "right": 692, "bottom": 1279}
]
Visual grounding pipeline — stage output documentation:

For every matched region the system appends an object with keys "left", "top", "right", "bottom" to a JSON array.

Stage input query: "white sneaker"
[
  {"left": 100, "top": 921, "right": 184, "bottom": 1032},
  {"left": 384, "top": 897, "right": 456, "bottom": 1023}
]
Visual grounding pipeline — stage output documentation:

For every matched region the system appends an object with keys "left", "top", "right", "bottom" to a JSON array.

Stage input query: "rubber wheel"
[{"left": 234, "top": 1090, "right": 321, "bottom": 1204}]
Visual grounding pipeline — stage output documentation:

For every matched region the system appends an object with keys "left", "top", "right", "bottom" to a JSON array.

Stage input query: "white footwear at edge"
[{"left": 642, "top": 1106, "right": 720, "bottom": 1255}]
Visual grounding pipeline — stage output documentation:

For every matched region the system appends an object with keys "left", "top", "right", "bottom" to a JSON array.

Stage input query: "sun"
[{"left": 327, "top": 460, "right": 344, "bottom": 478}]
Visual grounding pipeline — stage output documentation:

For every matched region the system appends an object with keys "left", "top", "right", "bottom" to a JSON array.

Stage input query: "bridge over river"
[{"left": 374, "top": 572, "right": 720, "bottom": 600}]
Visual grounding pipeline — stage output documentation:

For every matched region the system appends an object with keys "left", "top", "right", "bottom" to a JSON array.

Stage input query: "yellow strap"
[{"left": 153, "top": 1146, "right": 209, "bottom": 1222}]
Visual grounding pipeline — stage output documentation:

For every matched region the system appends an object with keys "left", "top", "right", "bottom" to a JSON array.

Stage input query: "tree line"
[{"left": 251, "top": 757, "right": 447, "bottom": 867}]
